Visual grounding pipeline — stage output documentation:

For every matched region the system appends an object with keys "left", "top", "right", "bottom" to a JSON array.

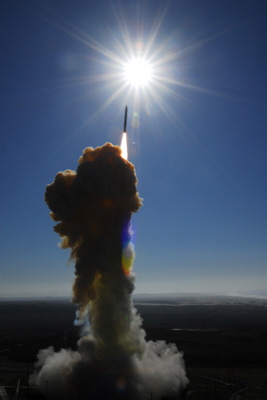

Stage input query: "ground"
[{"left": 0, "top": 295, "right": 266, "bottom": 399}]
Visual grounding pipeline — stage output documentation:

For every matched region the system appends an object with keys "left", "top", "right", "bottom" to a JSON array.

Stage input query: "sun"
[{"left": 123, "top": 57, "right": 153, "bottom": 88}]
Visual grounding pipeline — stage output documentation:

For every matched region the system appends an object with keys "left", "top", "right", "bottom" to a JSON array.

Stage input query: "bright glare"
[
  {"left": 124, "top": 58, "right": 152, "bottom": 88},
  {"left": 120, "top": 132, "right": 128, "bottom": 160}
]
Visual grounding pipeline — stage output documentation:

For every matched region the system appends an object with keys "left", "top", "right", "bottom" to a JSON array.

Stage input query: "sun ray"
[
  {"left": 87, "top": 83, "right": 130, "bottom": 123},
  {"left": 142, "top": 6, "right": 169, "bottom": 59}
]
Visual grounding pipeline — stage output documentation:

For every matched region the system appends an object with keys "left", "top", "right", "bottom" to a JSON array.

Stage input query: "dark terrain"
[{"left": 0, "top": 295, "right": 266, "bottom": 399}]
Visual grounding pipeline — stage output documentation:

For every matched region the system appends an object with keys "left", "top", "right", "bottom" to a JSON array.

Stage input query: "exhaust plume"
[
  {"left": 30, "top": 143, "right": 188, "bottom": 399},
  {"left": 120, "top": 132, "right": 128, "bottom": 160}
]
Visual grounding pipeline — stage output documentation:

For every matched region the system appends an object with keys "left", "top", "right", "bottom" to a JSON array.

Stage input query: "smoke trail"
[{"left": 30, "top": 143, "right": 188, "bottom": 399}]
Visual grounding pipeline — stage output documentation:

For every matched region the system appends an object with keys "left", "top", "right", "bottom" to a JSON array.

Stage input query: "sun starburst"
[{"left": 33, "top": 1, "right": 224, "bottom": 137}]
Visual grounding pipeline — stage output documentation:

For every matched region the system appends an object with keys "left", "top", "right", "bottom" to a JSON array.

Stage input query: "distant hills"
[{"left": 1, "top": 290, "right": 266, "bottom": 304}]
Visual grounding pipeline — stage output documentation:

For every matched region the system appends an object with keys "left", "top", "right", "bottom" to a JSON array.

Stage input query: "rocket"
[
  {"left": 123, "top": 106, "right": 128, "bottom": 133},
  {"left": 120, "top": 107, "right": 128, "bottom": 160}
]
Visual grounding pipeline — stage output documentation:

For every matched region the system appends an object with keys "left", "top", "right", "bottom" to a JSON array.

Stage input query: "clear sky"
[{"left": 1, "top": 0, "right": 266, "bottom": 297}]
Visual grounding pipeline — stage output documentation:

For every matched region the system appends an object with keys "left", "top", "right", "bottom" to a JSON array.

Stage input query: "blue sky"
[{"left": 1, "top": 0, "right": 266, "bottom": 297}]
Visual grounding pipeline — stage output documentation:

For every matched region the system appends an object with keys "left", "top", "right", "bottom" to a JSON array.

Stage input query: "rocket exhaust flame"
[
  {"left": 30, "top": 143, "right": 188, "bottom": 399},
  {"left": 120, "top": 132, "right": 128, "bottom": 160}
]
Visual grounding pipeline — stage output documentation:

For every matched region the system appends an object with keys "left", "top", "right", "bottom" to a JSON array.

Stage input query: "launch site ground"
[{"left": 0, "top": 295, "right": 266, "bottom": 399}]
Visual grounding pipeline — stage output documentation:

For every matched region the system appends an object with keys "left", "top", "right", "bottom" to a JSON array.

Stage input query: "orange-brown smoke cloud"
[{"left": 45, "top": 143, "right": 142, "bottom": 309}]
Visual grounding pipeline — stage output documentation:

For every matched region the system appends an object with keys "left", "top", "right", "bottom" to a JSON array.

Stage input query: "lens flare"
[
  {"left": 121, "top": 221, "right": 134, "bottom": 276},
  {"left": 120, "top": 132, "right": 128, "bottom": 160}
]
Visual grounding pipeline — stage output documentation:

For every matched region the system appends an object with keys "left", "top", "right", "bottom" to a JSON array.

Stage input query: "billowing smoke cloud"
[{"left": 30, "top": 143, "right": 188, "bottom": 399}]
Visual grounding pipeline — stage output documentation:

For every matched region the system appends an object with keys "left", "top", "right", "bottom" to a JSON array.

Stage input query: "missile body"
[{"left": 123, "top": 106, "right": 128, "bottom": 133}]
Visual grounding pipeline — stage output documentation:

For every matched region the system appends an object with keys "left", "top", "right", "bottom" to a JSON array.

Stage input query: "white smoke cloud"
[{"left": 30, "top": 310, "right": 188, "bottom": 400}]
